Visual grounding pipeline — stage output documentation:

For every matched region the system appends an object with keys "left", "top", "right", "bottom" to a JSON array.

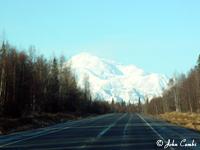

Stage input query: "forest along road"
[{"left": 0, "top": 113, "right": 200, "bottom": 150}]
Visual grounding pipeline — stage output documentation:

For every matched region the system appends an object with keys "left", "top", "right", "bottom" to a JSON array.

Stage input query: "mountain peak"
[
  {"left": 70, "top": 52, "right": 99, "bottom": 61},
  {"left": 66, "top": 53, "right": 168, "bottom": 103}
]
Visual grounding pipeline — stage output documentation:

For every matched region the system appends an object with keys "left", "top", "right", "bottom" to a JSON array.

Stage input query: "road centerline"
[{"left": 80, "top": 113, "right": 127, "bottom": 149}]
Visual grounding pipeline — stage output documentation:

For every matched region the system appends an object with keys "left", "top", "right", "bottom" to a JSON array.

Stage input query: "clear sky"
[{"left": 0, "top": 0, "right": 200, "bottom": 77}]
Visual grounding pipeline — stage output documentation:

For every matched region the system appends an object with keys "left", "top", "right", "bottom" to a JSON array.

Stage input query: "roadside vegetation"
[
  {"left": 0, "top": 113, "right": 77, "bottom": 134},
  {"left": 0, "top": 41, "right": 131, "bottom": 134},
  {"left": 159, "top": 112, "right": 200, "bottom": 131},
  {"left": 143, "top": 53, "right": 200, "bottom": 115},
  {"left": 142, "top": 54, "right": 200, "bottom": 131}
]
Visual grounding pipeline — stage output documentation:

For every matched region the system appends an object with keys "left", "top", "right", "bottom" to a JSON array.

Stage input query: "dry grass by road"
[
  {"left": 0, "top": 113, "right": 80, "bottom": 135},
  {"left": 159, "top": 112, "right": 200, "bottom": 131}
]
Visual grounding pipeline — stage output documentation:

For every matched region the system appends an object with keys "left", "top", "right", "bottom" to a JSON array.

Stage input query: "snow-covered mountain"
[{"left": 66, "top": 52, "right": 168, "bottom": 103}]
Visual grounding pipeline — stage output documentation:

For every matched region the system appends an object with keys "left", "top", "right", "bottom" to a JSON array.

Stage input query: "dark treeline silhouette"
[
  {"left": 0, "top": 42, "right": 132, "bottom": 118},
  {"left": 144, "top": 54, "right": 200, "bottom": 115},
  {"left": 4, "top": 41, "right": 192, "bottom": 119}
]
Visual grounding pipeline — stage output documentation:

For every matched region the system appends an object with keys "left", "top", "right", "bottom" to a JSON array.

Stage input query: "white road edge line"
[
  {"left": 0, "top": 127, "right": 72, "bottom": 148},
  {"left": 0, "top": 113, "right": 114, "bottom": 148},
  {"left": 137, "top": 113, "right": 175, "bottom": 150}
]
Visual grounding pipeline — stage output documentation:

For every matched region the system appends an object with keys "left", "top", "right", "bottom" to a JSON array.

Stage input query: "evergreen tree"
[
  {"left": 138, "top": 97, "right": 142, "bottom": 113},
  {"left": 0, "top": 42, "right": 6, "bottom": 114},
  {"left": 197, "top": 54, "right": 200, "bottom": 70},
  {"left": 46, "top": 58, "right": 59, "bottom": 113}
]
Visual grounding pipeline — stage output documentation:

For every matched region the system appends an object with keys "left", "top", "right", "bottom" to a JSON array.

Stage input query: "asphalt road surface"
[{"left": 1, "top": 113, "right": 200, "bottom": 150}]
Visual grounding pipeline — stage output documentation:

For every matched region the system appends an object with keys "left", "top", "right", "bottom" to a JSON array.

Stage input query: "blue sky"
[{"left": 0, "top": 0, "right": 200, "bottom": 76}]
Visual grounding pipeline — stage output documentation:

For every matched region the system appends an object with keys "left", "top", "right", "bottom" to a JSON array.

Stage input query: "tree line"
[
  {"left": 3, "top": 41, "right": 195, "bottom": 118},
  {"left": 0, "top": 42, "right": 124, "bottom": 118},
  {"left": 144, "top": 54, "right": 200, "bottom": 115}
]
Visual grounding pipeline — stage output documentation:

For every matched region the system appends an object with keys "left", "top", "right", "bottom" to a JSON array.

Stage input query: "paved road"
[{"left": 0, "top": 113, "right": 200, "bottom": 150}]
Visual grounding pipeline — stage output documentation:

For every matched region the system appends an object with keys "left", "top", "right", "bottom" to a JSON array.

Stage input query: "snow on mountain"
[{"left": 65, "top": 52, "right": 168, "bottom": 103}]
